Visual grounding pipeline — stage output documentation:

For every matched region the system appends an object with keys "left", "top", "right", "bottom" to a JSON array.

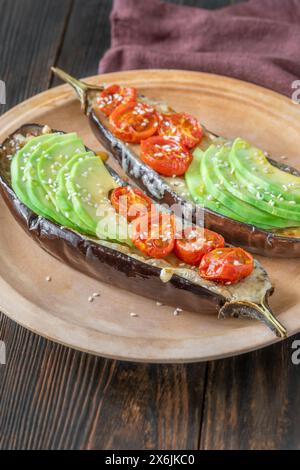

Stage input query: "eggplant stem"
[
  {"left": 51, "top": 67, "right": 103, "bottom": 114},
  {"left": 220, "top": 298, "right": 287, "bottom": 339}
]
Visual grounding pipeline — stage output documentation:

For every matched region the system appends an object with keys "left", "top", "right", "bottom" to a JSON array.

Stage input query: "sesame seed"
[
  {"left": 46, "top": 276, "right": 52, "bottom": 282},
  {"left": 173, "top": 308, "right": 183, "bottom": 316},
  {"left": 130, "top": 312, "right": 138, "bottom": 317}
]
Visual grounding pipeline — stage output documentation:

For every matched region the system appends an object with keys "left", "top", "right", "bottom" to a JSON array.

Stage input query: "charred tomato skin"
[
  {"left": 140, "top": 136, "right": 192, "bottom": 177},
  {"left": 95, "top": 84, "right": 137, "bottom": 117},
  {"left": 158, "top": 112, "right": 203, "bottom": 149},
  {"left": 130, "top": 212, "right": 175, "bottom": 259},
  {"left": 109, "top": 101, "right": 159, "bottom": 143},
  {"left": 199, "top": 247, "right": 254, "bottom": 284},
  {"left": 110, "top": 185, "right": 152, "bottom": 222},
  {"left": 174, "top": 227, "right": 225, "bottom": 266}
]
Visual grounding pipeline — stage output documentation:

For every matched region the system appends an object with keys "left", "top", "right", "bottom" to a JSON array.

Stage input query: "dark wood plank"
[
  {"left": 0, "top": 314, "right": 205, "bottom": 449},
  {"left": 200, "top": 334, "right": 300, "bottom": 450},
  {"left": 0, "top": 0, "right": 73, "bottom": 115},
  {"left": 52, "top": 0, "right": 113, "bottom": 83},
  {"left": 87, "top": 361, "right": 205, "bottom": 450}
]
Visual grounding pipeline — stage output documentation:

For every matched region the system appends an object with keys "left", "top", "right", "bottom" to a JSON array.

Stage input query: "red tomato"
[
  {"left": 199, "top": 247, "right": 254, "bottom": 284},
  {"left": 158, "top": 112, "right": 203, "bottom": 149},
  {"left": 130, "top": 212, "right": 175, "bottom": 259},
  {"left": 174, "top": 227, "right": 225, "bottom": 266},
  {"left": 140, "top": 136, "right": 192, "bottom": 177},
  {"left": 110, "top": 186, "right": 152, "bottom": 222},
  {"left": 109, "top": 102, "right": 159, "bottom": 143},
  {"left": 95, "top": 85, "right": 137, "bottom": 117}
]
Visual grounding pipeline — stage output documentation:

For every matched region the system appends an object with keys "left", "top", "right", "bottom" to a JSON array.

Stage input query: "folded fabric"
[{"left": 99, "top": 0, "right": 300, "bottom": 96}]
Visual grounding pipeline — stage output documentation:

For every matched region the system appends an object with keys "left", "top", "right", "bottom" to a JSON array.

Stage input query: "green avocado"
[
  {"left": 37, "top": 135, "right": 85, "bottom": 206},
  {"left": 185, "top": 148, "right": 247, "bottom": 221},
  {"left": 186, "top": 147, "right": 274, "bottom": 229},
  {"left": 11, "top": 133, "right": 59, "bottom": 214},
  {"left": 229, "top": 138, "right": 300, "bottom": 204},
  {"left": 25, "top": 134, "right": 78, "bottom": 226},
  {"left": 56, "top": 152, "right": 95, "bottom": 235},
  {"left": 11, "top": 132, "right": 136, "bottom": 244},
  {"left": 66, "top": 154, "right": 132, "bottom": 245},
  {"left": 209, "top": 145, "right": 300, "bottom": 227}
]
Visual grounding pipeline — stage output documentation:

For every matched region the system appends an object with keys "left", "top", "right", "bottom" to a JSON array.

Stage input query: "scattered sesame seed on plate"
[
  {"left": 173, "top": 308, "right": 183, "bottom": 316},
  {"left": 130, "top": 312, "right": 138, "bottom": 317}
]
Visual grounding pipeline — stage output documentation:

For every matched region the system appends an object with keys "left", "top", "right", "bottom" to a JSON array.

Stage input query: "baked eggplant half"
[
  {"left": 0, "top": 123, "right": 287, "bottom": 338},
  {"left": 52, "top": 68, "right": 300, "bottom": 259}
]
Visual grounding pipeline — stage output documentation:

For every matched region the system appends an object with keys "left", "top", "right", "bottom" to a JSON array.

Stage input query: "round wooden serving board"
[{"left": 1, "top": 70, "right": 300, "bottom": 363}]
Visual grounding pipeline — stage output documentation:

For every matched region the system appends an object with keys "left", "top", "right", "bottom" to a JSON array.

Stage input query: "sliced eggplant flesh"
[
  {"left": 51, "top": 68, "right": 300, "bottom": 259},
  {"left": 0, "top": 122, "right": 287, "bottom": 338}
]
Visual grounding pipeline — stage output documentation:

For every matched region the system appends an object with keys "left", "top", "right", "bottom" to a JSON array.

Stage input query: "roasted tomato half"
[
  {"left": 110, "top": 186, "right": 152, "bottom": 222},
  {"left": 109, "top": 101, "right": 159, "bottom": 143},
  {"left": 140, "top": 136, "right": 192, "bottom": 177},
  {"left": 130, "top": 212, "right": 175, "bottom": 259},
  {"left": 199, "top": 247, "right": 254, "bottom": 284},
  {"left": 95, "top": 85, "right": 137, "bottom": 117},
  {"left": 174, "top": 227, "right": 225, "bottom": 266},
  {"left": 158, "top": 112, "right": 203, "bottom": 149}
]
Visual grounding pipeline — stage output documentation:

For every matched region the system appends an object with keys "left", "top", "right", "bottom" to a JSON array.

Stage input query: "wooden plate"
[{"left": 1, "top": 70, "right": 300, "bottom": 363}]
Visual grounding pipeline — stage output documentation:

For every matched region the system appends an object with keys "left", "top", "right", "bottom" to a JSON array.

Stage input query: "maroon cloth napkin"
[{"left": 99, "top": 0, "right": 300, "bottom": 96}]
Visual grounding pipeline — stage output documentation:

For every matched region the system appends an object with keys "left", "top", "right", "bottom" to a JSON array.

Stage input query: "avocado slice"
[
  {"left": 25, "top": 134, "right": 78, "bottom": 226},
  {"left": 230, "top": 138, "right": 300, "bottom": 204},
  {"left": 200, "top": 145, "right": 288, "bottom": 229},
  {"left": 11, "top": 133, "right": 132, "bottom": 242},
  {"left": 11, "top": 133, "right": 60, "bottom": 214},
  {"left": 234, "top": 167, "right": 300, "bottom": 220},
  {"left": 66, "top": 154, "right": 131, "bottom": 244},
  {"left": 186, "top": 148, "right": 273, "bottom": 229},
  {"left": 209, "top": 145, "right": 300, "bottom": 227},
  {"left": 37, "top": 135, "right": 85, "bottom": 206},
  {"left": 56, "top": 152, "right": 95, "bottom": 235}
]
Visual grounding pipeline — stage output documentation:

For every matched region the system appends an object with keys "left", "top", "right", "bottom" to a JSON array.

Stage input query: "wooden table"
[{"left": 0, "top": 0, "right": 299, "bottom": 450}]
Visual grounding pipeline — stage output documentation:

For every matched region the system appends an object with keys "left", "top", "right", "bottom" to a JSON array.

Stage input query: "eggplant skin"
[
  {"left": 0, "top": 124, "right": 225, "bottom": 314},
  {"left": 89, "top": 111, "right": 300, "bottom": 259}
]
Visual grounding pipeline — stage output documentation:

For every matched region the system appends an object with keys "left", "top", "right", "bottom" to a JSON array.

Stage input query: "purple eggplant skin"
[
  {"left": 0, "top": 124, "right": 288, "bottom": 338},
  {"left": 51, "top": 67, "right": 300, "bottom": 258},
  {"left": 49, "top": 66, "right": 300, "bottom": 259},
  {"left": 0, "top": 124, "right": 224, "bottom": 313},
  {"left": 89, "top": 111, "right": 300, "bottom": 259}
]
